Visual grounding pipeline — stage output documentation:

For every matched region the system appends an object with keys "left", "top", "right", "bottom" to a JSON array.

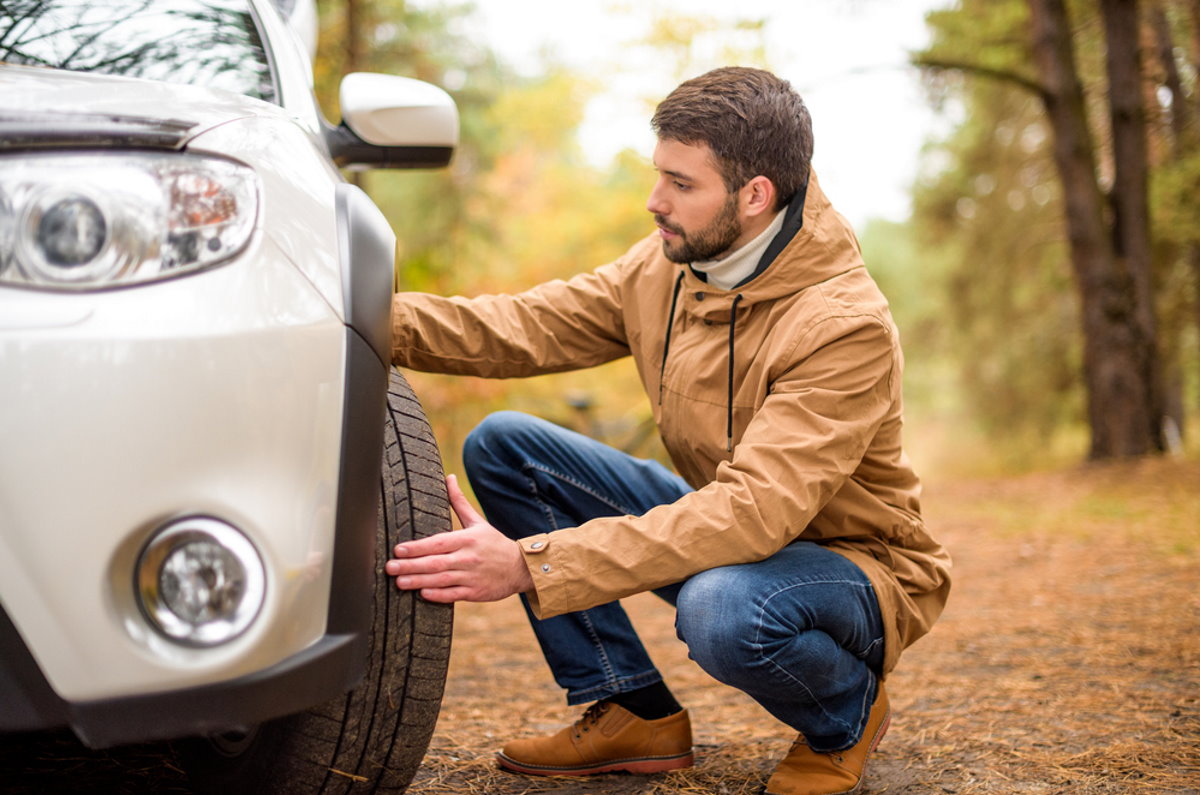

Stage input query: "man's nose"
[{"left": 646, "top": 181, "right": 669, "bottom": 216}]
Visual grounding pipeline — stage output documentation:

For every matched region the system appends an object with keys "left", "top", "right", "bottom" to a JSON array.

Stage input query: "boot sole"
[{"left": 496, "top": 749, "right": 694, "bottom": 777}]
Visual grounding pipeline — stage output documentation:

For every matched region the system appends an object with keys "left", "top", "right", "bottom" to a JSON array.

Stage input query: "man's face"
[{"left": 647, "top": 138, "right": 744, "bottom": 264}]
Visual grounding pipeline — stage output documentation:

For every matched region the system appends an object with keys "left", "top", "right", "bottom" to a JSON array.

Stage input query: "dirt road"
[{"left": 409, "top": 457, "right": 1200, "bottom": 794}]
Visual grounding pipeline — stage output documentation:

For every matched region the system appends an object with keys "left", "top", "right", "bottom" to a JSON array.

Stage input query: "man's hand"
[{"left": 385, "top": 474, "right": 534, "bottom": 603}]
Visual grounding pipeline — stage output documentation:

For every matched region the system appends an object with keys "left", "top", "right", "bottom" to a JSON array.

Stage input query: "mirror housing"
[{"left": 326, "top": 73, "right": 459, "bottom": 170}]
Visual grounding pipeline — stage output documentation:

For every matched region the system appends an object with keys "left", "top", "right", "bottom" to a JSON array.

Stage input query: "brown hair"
[{"left": 651, "top": 66, "right": 813, "bottom": 210}]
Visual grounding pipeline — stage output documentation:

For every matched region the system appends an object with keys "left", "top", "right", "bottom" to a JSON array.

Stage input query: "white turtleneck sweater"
[{"left": 690, "top": 209, "right": 787, "bottom": 290}]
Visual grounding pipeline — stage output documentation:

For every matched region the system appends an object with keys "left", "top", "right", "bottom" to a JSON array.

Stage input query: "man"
[{"left": 385, "top": 66, "right": 951, "bottom": 795}]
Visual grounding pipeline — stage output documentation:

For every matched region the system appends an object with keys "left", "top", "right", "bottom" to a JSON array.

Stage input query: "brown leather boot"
[
  {"left": 496, "top": 701, "right": 694, "bottom": 776},
  {"left": 764, "top": 683, "right": 891, "bottom": 795}
]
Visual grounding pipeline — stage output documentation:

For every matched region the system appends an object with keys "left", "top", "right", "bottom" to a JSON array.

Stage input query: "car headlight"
[
  {"left": 0, "top": 152, "right": 258, "bottom": 290},
  {"left": 136, "top": 517, "right": 266, "bottom": 647}
]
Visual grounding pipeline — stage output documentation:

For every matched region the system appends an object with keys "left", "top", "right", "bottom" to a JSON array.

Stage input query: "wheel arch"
[{"left": 335, "top": 181, "right": 396, "bottom": 370}]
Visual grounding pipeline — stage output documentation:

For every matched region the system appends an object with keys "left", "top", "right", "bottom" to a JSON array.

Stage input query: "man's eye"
[{"left": 674, "top": 181, "right": 690, "bottom": 191}]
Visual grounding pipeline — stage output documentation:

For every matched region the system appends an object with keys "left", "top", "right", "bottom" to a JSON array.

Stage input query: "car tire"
[{"left": 177, "top": 368, "right": 453, "bottom": 794}]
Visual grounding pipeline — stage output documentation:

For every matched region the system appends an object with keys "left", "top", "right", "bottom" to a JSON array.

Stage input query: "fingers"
[
  {"left": 386, "top": 552, "right": 452, "bottom": 577},
  {"left": 390, "top": 530, "right": 464, "bottom": 560},
  {"left": 390, "top": 569, "right": 457, "bottom": 591},
  {"left": 418, "top": 585, "right": 480, "bottom": 603},
  {"left": 389, "top": 563, "right": 493, "bottom": 602},
  {"left": 385, "top": 481, "right": 527, "bottom": 604},
  {"left": 391, "top": 474, "right": 485, "bottom": 547},
  {"left": 446, "top": 473, "right": 486, "bottom": 528}
]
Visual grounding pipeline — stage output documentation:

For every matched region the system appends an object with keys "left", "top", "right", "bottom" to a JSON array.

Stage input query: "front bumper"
[
  {"left": 0, "top": 233, "right": 385, "bottom": 745},
  {"left": 0, "top": 601, "right": 364, "bottom": 748}
]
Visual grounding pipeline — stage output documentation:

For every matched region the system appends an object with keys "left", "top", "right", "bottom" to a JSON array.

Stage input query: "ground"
[
  {"left": 4, "top": 457, "right": 1198, "bottom": 793},
  {"left": 407, "top": 456, "right": 1200, "bottom": 795}
]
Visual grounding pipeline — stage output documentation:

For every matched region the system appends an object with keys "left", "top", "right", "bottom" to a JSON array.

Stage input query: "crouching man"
[{"left": 385, "top": 66, "right": 951, "bottom": 795}]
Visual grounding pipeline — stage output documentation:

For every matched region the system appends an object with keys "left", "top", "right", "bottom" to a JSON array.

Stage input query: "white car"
[{"left": 0, "top": 1, "right": 457, "bottom": 792}]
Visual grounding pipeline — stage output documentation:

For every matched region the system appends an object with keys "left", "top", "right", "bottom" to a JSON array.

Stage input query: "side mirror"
[{"left": 326, "top": 73, "right": 459, "bottom": 170}]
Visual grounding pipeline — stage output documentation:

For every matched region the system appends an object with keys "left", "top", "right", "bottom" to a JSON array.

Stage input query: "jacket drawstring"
[
  {"left": 726, "top": 293, "right": 744, "bottom": 452},
  {"left": 658, "top": 270, "right": 685, "bottom": 405},
  {"left": 660, "top": 275, "right": 742, "bottom": 453}
]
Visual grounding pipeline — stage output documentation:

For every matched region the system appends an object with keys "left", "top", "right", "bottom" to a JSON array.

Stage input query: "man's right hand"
[{"left": 384, "top": 474, "right": 535, "bottom": 603}]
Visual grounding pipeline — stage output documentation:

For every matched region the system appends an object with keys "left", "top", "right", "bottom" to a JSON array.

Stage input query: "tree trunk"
[
  {"left": 1102, "top": 0, "right": 1165, "bottom": 451},
  {"left": 345, "top": 0, "right": 363, "bottom": 72},
  {"left": 1150, "top": 0, "right": 1194, "bottom": 446},
  {"left": 1028, "top": 0, "right": 1164, "bottom": 457}
]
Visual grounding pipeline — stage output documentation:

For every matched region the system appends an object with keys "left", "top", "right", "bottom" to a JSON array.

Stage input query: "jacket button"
[
  {"left": 530, "top": 541, "right": 544, "bottom": 550},
  {"left": 541, "top": 564, "right": 552, "bottom": 573},
  {"left": 694, "top": 292, "right": 705, "bottom": 300}
]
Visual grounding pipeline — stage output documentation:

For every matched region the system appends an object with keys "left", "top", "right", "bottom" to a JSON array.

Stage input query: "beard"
[{"left": 657, "top": 193, "right": 742, "bottom": 264}]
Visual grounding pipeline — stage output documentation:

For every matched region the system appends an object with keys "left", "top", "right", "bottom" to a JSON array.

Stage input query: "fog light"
[{"left": 136, "top": 518, "right": 265, "bottom": 646}]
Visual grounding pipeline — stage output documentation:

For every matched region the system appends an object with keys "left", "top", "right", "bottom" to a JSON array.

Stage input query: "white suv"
[{"left": 0, "top": 1, "right": 457, "bottom": 792}]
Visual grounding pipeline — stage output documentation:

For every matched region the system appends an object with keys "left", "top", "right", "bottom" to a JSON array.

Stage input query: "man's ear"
[{"left": 741, "top": 175, "right": 776, "bottom": 218}]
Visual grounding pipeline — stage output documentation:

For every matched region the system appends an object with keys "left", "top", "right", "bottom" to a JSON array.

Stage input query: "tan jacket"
[{"left": 391, "top": 172, "right": 950, "bottom": 674}]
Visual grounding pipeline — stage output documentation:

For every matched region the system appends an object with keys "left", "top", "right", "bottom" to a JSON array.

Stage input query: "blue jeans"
[{"left": 462, "top": 411, "right": 886, "bottom": 752}]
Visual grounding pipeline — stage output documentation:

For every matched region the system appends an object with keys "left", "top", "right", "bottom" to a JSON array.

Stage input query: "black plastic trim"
[
  {"left": 325, "top": 327, "right": 388, "bottom": 636},
  {"left": 0, "top": 599, "right": 364, "bottom": 748},
  {"left": 0, "top": 111, "right": 195, "bottom": 151},
  {"left": 335, "top": 183, "right": 396, "bottom": 368},
  {"left": 0, "top": 602, "right": 70, "bottom": 733},
  {"left": 72, "top": 633, "right": 365, "bottom": 748},
  {"left": 324, "top": 121, "right": 454, "bottom": 170}
]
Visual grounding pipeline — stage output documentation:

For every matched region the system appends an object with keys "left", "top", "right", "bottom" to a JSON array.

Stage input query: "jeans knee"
[
  {"left": 463, "top": 411, "right": 532, "bottom": 476},
  {"left": 675, "top": 568, "right": 755, "bottom": 682}
]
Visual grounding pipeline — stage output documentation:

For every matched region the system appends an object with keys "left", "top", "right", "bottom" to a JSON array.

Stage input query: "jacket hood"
[{"left": 678, "top": 170, "right": 865, "bottom": 324}]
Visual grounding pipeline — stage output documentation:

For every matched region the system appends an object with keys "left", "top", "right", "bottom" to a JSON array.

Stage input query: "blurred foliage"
[
  {"left": 311, "top": 0, "right": 1199, "bottom": 479},
  {"left": 636, "top": 12, "right": 768, "bottom": 87},
  {"left": 909, "top": 0, "right": 1200, "bottom": 470}
]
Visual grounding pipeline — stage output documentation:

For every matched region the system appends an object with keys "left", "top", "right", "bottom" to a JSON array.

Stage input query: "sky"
[{"left": 459, "top": 0, "right": 954, "bottom": 228}]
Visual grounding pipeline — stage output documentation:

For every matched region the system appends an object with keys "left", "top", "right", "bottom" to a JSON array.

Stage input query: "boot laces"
[
  {"left": 572, "top": 701, "right": 610, "bottom": 739},
  {"left": 787, "top": 735, "right": 844, "bottom": 763}
]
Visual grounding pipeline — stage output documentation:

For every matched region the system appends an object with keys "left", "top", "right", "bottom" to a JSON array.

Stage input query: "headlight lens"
[
  {"left": 37, "top": 195, "right": 106, "bottom": 266},
  {"left": 136, "top": 518, "right": 266, "bottom": 647},
  {"left": 0, "top": 152, "right": 258, "bottom": 290}
]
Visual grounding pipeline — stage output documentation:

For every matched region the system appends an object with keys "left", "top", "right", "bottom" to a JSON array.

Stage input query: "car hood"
[{"left": 0, "top": 64, "right": 274, "bottom": 150}]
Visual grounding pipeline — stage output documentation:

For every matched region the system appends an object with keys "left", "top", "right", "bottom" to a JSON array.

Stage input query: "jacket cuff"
[{"left": 517, "top": 532, "right": 570, "bottom": 619}]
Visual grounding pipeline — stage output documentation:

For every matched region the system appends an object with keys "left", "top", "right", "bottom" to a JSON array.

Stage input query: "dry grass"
[{"left": 408, "top": 457, "right": 1200, "bottom": 794}]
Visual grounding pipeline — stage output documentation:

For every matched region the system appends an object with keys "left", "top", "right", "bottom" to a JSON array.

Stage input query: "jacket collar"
[
  {"left": 738, "top": 170, "right": 810, "bottom": 287},
  {"left": 674, "top": 169, "right": 866, "bottom": 321}
]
